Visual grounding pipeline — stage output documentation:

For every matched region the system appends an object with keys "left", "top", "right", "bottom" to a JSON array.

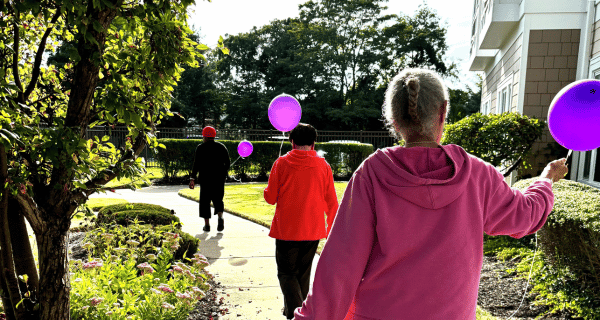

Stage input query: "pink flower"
[
  {"left": 89, "top": 297, "right": 103, "bottom": 306},
  {"left": 81, "top": 306, "right": 89, "bottom": 310},
  {"left": 150, "top": 288, "right": 162, "bottom": 295},
  {"left": 19, "top": 184, "right": 26, "bottom": 194},
  {"left": 161, "top": 302, "right": 175, "bottom": 309},
  {"left": 83, "top": 261, "right": 103, "bottom": 269},
  {"left": 173, "top": 266, "right": 183, "bottom": 273},
  {"left": 157, "top": 285, "right": 174, "bottom": 293}
]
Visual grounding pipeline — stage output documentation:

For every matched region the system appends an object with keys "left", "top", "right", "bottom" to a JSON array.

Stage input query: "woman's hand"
[{"left": 541, "top": 158, "right": 569, "bottom": 183}]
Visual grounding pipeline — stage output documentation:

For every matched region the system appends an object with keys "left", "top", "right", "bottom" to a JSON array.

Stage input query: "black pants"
[
  {"left": 199, "top": 181, "right": 225, "bottom": 219},
  {"left": 275, "top": 239, "right": 320, "bottom": 319}
]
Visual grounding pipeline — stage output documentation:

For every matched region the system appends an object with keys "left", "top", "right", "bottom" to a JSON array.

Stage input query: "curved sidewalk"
[{"left": 89, "top": 185, "right": 320, "bottom": 320}]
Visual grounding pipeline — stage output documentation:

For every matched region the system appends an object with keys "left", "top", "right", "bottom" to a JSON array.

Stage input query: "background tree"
[
  {"left": 215, "top": 0, "right": 459, "bottom": 131},
  {"left": 0, "top": 0, "right": 226, "bottom": 318},
  {"left": 446, "top": 74, "right": 483, "bottom": 124},
  {"left": 171, "top": 30, "right": 226, "bottom": 128}
]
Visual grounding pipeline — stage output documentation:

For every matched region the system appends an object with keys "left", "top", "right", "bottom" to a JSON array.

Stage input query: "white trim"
[{"left": 578, "top": 148, "right": 599, "bottom": 184}]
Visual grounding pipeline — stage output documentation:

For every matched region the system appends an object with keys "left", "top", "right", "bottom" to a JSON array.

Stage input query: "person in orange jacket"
[{"left": 263, "top": 123, "right": 339, "bottom": 320}]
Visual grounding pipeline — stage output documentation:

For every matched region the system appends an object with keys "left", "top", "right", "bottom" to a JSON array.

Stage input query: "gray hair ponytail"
[{"left": 382, "top": 68, "right": 449, "bottom": 141}]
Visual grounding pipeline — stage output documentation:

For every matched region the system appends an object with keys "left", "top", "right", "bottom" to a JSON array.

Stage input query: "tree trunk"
[
  {"left": 0, "top": 144, "right": 28, "bottom": 319},
  {"left": 8, "top": 197, "right": 40, "bottom": 313},
  {"left": 36, "top": 219, "right": 71, "bottom": 320}
]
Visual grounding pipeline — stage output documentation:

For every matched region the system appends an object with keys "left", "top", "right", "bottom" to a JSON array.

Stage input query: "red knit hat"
[{"left": 202, "top": 126, "right": 216, "bottom": 138}]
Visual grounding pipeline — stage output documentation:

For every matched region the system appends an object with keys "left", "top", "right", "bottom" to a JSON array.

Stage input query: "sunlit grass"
[{"left": 104, "top": 167, "right": 187, "bottom": 189}]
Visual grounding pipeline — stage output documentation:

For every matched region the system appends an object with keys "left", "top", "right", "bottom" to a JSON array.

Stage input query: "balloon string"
[
  {"left": 278, "top": 131, "right": 285, "bottom": 158},
  {"left": 507, "top": 232, "right": 538, "bottom": 320},
  {"left": 230, "top": 155, "right": 242, "bottom": 167},
  {"left": 229, "top": 155, "right": 243, "bottom": 183},
  {"left": 566, "top": 149, "right": 573, "bottom": 163}
]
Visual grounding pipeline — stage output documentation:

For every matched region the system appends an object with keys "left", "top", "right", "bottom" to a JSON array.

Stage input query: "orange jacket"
[{"left": 264, "top": 149, "right": 339, "bottom": 240}]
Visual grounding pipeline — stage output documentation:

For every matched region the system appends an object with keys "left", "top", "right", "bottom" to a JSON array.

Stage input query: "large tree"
[
  {"left": 0, "top": 0, "right": 225, "bottom": 319},
  {"left": 216, "top": 0, "right": 459, "bottom": 131}
]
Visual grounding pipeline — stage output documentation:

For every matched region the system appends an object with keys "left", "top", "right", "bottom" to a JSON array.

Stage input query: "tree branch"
[
  {"left": 23, "top": 9, "right": 61, "bottom": 101},
  {"left": 12, "top": 20, "right": 24, "bottom": 103},
  {"left": 78, "top": 128, "right": 148, "bottom": 200}
]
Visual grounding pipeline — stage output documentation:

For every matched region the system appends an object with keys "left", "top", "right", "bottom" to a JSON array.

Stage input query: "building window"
[
  {"left": 579, "top": 148, "right": 600, "bottom": 186},
  {"left": 481, "top": 97, "right": 490, "bottom": 115},
  {"left": 497, "top": 75, "right": 513, "bottom": 114}
]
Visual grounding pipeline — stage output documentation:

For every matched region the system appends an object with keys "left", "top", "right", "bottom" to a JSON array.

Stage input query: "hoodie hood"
[
  {"left": 370, "top": 144, "right": 472, "bottom": 209},
  {"left": 281, "top": 149, "right": 322, "bottom": 169}
]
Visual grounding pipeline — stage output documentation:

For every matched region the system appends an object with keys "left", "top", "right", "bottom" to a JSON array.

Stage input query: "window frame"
[
  {"left": 496, "top": 74, "right": 513, "bottom": 114},
  {"left": 576, "top": 68, "right": 600, "bottom": 188}
]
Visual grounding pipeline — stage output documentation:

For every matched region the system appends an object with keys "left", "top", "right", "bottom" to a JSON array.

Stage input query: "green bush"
[
  {"left": 83, "top": 223, "right": 199, "bottom": 263},
  {"left": 112, "top": 210, "right": 181, "bottom": 228},
  {"left": 441, "top": 112, "right": 544, "bottom": 174},
  {"left": 513, "top": 178, "right": 600, "bottom": 312},
  {"left": 98, "top": 203, "right": 172, "bottom": 216},
  {"left": 156, "top": 139, "right": 374, "bottom": 179},
  {"left": 97, "top": 203, "right": 180, "bottom": 228}
]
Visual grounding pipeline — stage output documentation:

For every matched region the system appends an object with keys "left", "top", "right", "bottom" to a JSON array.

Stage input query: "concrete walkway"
[{"left": 89, "top": 185, "right": 321, "bottom": 320}]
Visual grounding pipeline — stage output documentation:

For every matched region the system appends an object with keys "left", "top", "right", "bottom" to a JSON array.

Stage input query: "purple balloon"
[
  {"left": 237, "top": 140, "right": 253, "bottom": 158},
  {"left": 548, "top": 79, "right": 600, "bottom": 151},
  {"left": 268, "top": 94, "right": 302, "bottom": 132}
]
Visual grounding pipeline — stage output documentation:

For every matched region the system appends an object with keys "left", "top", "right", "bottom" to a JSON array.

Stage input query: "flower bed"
[{"left": 70, "top": 222, "right": 210, "bottom": 319}]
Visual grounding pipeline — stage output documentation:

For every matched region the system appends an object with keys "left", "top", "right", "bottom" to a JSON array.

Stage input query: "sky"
[{"left": 188, "top": 0, "right": 482, "bottom": 92}]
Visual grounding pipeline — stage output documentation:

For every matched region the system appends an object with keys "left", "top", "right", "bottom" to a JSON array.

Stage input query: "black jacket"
[{"left": 190, "top": 140, "right": 230, "bottom": 183}]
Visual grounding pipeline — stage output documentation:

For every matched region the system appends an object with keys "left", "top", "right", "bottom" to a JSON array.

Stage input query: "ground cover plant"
[
  {"left": 491, "top": 178, "right": 600, "bottom": 319},
  {"left": 69, "top": 220, "right": 211, "bottom": 320}
]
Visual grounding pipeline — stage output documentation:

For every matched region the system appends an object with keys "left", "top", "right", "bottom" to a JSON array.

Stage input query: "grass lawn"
[
  {"left": 104, "top": 167, "right": 187, "bottom": 189},
  {"left": 178, "top": 182, "right": 500, "bottom": 320}
]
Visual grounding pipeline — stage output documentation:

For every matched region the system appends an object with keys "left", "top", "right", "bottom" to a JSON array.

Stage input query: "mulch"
[{"left": 477, "top": 254, "right": 584, "bottom": 320}]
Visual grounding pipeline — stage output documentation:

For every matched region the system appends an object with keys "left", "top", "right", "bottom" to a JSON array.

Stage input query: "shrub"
[
  {"left": 111, "top": 210, "right": 181, "bottom": 228},
  {"left": 441, "top": 112, "right": 544, "bottom": 175},
  {"left": 513, "top": 178, "right": 600, "bottom": 313},
  {"left": 83, "top": 223, "right": 199, "bottom": 264},
  {"left": 71, "top": 222, "right": 210, "bottom": 320},
  {"left": 97, "top": 203, "right": 179, "bottom": 228},
  {"left": 98, "top": 203, "right": 172, "bottom": 216},
  {"left": 155, "top": 139, "right": 374, "bottom": 179}
]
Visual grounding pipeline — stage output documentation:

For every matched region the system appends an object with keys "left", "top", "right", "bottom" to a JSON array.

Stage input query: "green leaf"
[
  {"left": 221, "top": 47, "right": 230, "bottom": 55},
  {"left": 93, "top": 21, "right": 103, "bottom": 33}
]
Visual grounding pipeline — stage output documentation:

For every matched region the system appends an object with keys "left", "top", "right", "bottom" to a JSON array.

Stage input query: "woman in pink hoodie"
[{"left": 293, "top": 68, "right": 569, "bottom": 320}]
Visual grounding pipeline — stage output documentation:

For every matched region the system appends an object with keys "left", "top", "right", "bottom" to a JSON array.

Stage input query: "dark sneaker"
[
  {"left": 203, "top": 225, "right": 210, "bottom": 232},
  {"left": 217, "top": 218, "right": 224, "bottom": 232}
]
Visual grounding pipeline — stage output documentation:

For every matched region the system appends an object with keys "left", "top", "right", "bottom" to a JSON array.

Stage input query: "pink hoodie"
[{"left": 294, "top": 144, "right": 554, "bottom": 320}]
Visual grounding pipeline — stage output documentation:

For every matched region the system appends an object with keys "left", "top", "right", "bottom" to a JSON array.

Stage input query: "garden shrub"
[
  {"left": 441, "top": 112, "right": 544, "bottom": 175},
  {"left": 98, "top": 203, "right": 172, "bottom": 216},
  {"left": 156, "top": 139, "right": 374, "bottom": 179},
  {"left": 97, "top": 203, "right": 179, "bottom": 228},
  {"left": 71, "top": 222, "right": 210, "bottom": 319},
  {"left": 83, "top": 223, "right": 199, "bottom": 263},
  {"left": 111, "top": 210, "right": 181, "bottom": 228},
  {"left": 513, "top": 178, "right": 600, "bottom": 312}
]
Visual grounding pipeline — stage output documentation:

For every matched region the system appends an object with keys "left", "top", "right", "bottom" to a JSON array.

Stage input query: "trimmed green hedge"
[
  {"left": 155, "top": 139, "right": 374, "bottom": 179},
  {"left": 97, "top": 203, "right": 180, "bottom": 228},
  {"left": 98, "top": 203, "right": 171, "bottom": 216},
  {"left": 514, "top": 178, "right": 600, "bottom": 309}
]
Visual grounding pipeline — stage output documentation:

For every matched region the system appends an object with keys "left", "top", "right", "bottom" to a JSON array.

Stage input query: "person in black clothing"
[{"left": 189, "top": 126, "right": 231, "bottom": 232}]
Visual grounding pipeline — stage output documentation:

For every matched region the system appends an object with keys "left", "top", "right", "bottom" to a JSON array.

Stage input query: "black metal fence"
[{"left": 82, "top": 127, "right": 398, "bottom": 167}]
